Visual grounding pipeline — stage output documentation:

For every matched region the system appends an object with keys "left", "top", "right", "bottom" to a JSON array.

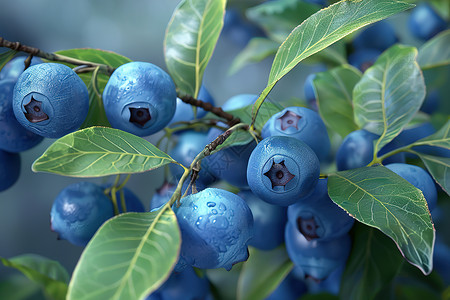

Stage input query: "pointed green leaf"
[
  {"left": 415, "top": 152, "right": 450, "bottom": 196},
  {"left": 229, "top": 38, "right": 278, "bottom": 75},
  {"left": 246, "top": 0, "right": 319, "bottom": 43},
  {"left": 411, "top": 120, "right": 450, "bottom": 150},
  {"left": 67, "top": 209, "right": 181, "bottom": 300},
  {"left": 418, "top": 29, "right": 450, "bottom": 70},
  {"left": 328, "top": 165, "right": 435, "bottom": 275},
  {"left": 214, "top": 130, "right": 254, "bottom": 152},
  {"left": 54, "top": 49, "right": 132, "bottom": 92},
  {"left": 353, "top": 45, "right": 425, "bottom": 153},
  {"left": 251, "top": 0, "right": 414, "bottom": 125},
  {"left": 164, "top": 0, "right": 226, "bottom": 98},
  {"left": 339, "top": 224, "right": 403, "bottom": 300},
  {"left": 303, "top": 41, "right": 348, "bottom": 66},
  {"left": 80, "top": 67, "right": 111, "bottom": 129},
  {"left": 1, "top": 254, "right": 69, "bottom": 300},
  {"left": 237, "top": 246, "right": 294, "bottom": 300},
  {"left": 0, "top": 50, "right": 17, "bottom": 72},
  {"left": 32, "top": 127, "right": 176, "bottom": 177},
  {"left": 315, "top": 64, "right": 361, "bottom": 137}
]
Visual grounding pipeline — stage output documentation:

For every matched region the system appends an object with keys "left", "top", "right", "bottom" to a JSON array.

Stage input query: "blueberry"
[
  {"left": 221, "top": 93, "right": 258, "bottom": 112},
  {"left": 420, "top": 89, "right": 439, "bottom": 115},
  {"left": 12, "top": 63, "right": 89, "bottom": 138},
  {"left": 0, "top": 56, "right": 43, "bottom": 81},
  {"left": 336, "top": 129, "right": 405, "bottom": 171},
  {"left": 304, "top": 74, "right": 318, "bottom": 111},
  {"left": 102, "top": 62, "right": 177, "bottom": 137},
  {"left": 238, "top": 190, "right": 287, "bottom": 250},
  {"left": 0, "top": 80, "right": 43, "bottom": 152},
  {"left": 173, "top": 188, "right": 254, "bottom": 270},
  {"left": 385, "top": 163, "right": 438, "bottom": 212},
  {"left": 261, "top": 106, "right": 330, "bottom": 163},
  {"left": 168, "top": 130, "right": 217, "bottom": 186},
  {"left": 408, "top": 3, "right": 447, "bottom": 40},
  {"left": 101, "top": 184, "right": 145, "bottom": 213},
  {"left": 266, "top": 272, "right": 307, "bottom": 300},
  {"left": 222, "top": 9, "right": 265, "bottom": 48},
  {"left": 0, "top": 149, "right": 21, "bottom": 192},
  {"left": 247, "top": 136, "right": 320, "bottom": 206},
  {"left": 348, "top": 48, "right": 381, "bottom": 72},
  {"left": 50, "top": 182, "right": 114, "bottom": 246},
  {"left": 352, "top": 20, "right": 398, "bottom": 52},
  {"left": 149, "top": 180, "right": 206, "bottom": 212},
  {"left": 287, "top": 179, "right": 354, "bottom": 241},
  {"left": 285, "top": 222, "right": 352, "bottom": 280}
]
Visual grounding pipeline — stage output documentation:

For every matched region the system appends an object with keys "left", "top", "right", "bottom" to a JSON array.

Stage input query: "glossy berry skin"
[
  {"left": 408, "top": 3, "right": 447, "bottom": 40},
  {"left": 352, "top": 20, "right": 398, "bottom": 52},
  {"left": 13, "top": 63, "right": 89, "bottom": 138},
  {"left": 247, "top": 136, "right": 320, "bottom": 206},
  {"left": 238, "top": 190, "right": 287, "bottom": 250},
  {"left": 0, "top": 56, "right": 43, "bottom": 81},
  {"left": 385, "top": 163, "right": 437, "bottom": 212},
  {"left": 287, "top": 179, "right": 354, "bottom": 241},
  {"left": 102, "top": 62, "right": 177, "bottom": 137},
  {"left": 169, "top": 130, "right": 216, "bottom": 186},
  {"left": 348, "top": 48, "right": 381, "bottom": 72},
  {"left": 101, "top": 185, "right": 145, "bottom": 213},
  {"left": 147, "top": 267, "right": 210, "bottom": 300},
  {"left": 50, "top": 182, "right": 114, "bottom": 247},
  {"left": 336, "top": 129, "right": 405, "bottom": 171},
  {"left": 0, "top": 150, "right": 21, "bottom": 192},
  {"left": 285, "top": 222, "right": 351, "bottom": 280},
  {"left": 262, "top": 106, "right": 330, "bottom": 162},
  {"left": 0, "top": 80, "right": 43, "bottom": 152},
  {"left": 168, "top": 86, "right": 215, "bottom": 127},
  {"left": 173, "top": 188, "right": 254, "bottom": 270}
]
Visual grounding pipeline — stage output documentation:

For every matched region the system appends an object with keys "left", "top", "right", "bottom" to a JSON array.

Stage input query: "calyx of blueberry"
[
  {"left": 129, "top": 107, "right": 151, "bottom": 127},
  {"left": 297, "top": 217, "right": 320, "bottom": 241},
  {"left": 264, "top": 160, "right": 295, "bottom": 189},
  {"left": 24, "top": 96, "right": 49, "bottom": 123},
  {"left": 278, "top": 110, "right": 301, "bottom": 131}
]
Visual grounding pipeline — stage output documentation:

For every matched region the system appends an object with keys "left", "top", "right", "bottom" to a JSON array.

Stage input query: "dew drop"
[{"left": 207, "top": 202, "right": 216, "bottom": 207}]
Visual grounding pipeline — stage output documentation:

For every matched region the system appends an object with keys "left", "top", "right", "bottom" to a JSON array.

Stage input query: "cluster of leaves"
[{"left": 1, "top": 0, "right": 449, "bottom": 299}]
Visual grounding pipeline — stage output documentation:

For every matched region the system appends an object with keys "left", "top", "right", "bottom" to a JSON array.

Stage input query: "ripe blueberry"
[
  {"left": 13, "top": 63, "right": 89, "bottom": 138},
  {"left": 50, "top": 182, "right": 114, "bottom": 246},
  {"left": 348, "top": 48, "right": 381, "bottom": 72},
  {"left": 102, "top": 62, "right": 177, "bottom": 137},
  {"left": 0, "top": 56, "right": 43, "bottom": 81},
  {"left": 0, "top": 149, "right": 21, "bottom": 192},
  {"left": 247, "top": 136, "right": 320, "bottom": 206},
  {"left": 352, "top": 20, "right": 398, "bottom": 52},
  {"left": 408, "top": 3, "right": 447, "bottom": 40},
  {"left": 101, "top": 184, "right": 145, "bottom": 213}
]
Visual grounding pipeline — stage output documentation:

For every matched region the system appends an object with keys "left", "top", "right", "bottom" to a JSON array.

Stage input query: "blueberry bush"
[{"left": 1, "top": 0, "right": 449, "bottom": 299}]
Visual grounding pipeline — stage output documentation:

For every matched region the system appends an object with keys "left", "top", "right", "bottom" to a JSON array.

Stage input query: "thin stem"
[
  {"left": 0, "top": 37, "right": 115, "bottom": 76},
  {"left": 119, "top": 189, "right": 127, "bottom": 213},
  {"left": 370, "top": 144, "right": 413, "bottom": 166}
]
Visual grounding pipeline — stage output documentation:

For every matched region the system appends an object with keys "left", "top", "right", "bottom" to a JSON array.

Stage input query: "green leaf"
[
  {"left": 80, "top": 67, "right": 112, "bottom": 129},
  {"left": 214, "top": 129, "right": 254, "bottom": 152},
  {"left": 411, "top": 120, "right": 450, "bottom": 150},
  {"left": 415, "top": 152, "right": 450, "bottom": 196},
  {"left": 67, "top": 209, "right": 181, "bottom": 300},
  {"left": 229, "top": 38, "right": 278, "bottom": 75},
  {"left": 353, "top": 45, "right": 425, "bottom": 154},
  {"left": 430, "top": 0, "right": 449, "bottom": 20},
  {"left": 164, "top": 0, "right": 226, "bottom": 98},
  {"left": 339, "top": 223, "right": 404, "bottom": 300},
  {"left": 328, "top": 165, "right": 435, "bottom": 275},
  {"left": 251, "top": 0, "right": 414, "bottom": 125},
  {"left": 54, "top": 49, "right": 132, "bottom": 92},
  {"left": 315, "top": 64, "right": 361, "bottom": 137},
  {"left": 32, "top": 127, "right": 176, "bottom": 177},
  {"left": 236, "top": 245, "right": 294, "bottom": 300},
  {"left": 300, "top": 293, "right": 339, "bottom": 300},
  {"left": 303, "top": 41, "right": 348, "bottom": 66},
  {"left": 1, "top": 254, "right": 69, "bottom": 300},
  {"left": 0, "top": 50, "right": 17, "bottom": 72},
  {"left": 0, "top": 275, "right": 42, "bottom": 300},
  {"left": 246, "top": 0, "right": 320, "bottom": 43},
  {"left": 418, "top": 29, "right": 450, "bottom": 70}
]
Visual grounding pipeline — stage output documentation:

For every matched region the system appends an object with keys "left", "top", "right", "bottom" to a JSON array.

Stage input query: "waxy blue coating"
[
  {"left": 261, "top": 106, "right": 330, "bottom": 162},
  {"left": 147, "top": 267, "right": 211, "bottom": 300},
  {"left": 247, "top": 136, "right": 320, "bottom": 206},
  {"left": 102, "top": 61, "right": 177, "bottom": 137},
  {"left": 0, "top": 80, "right": 43, "bottom": 152},
  {"left": 221, "top": 93, "right": 257, "bottom": 112},
  {"left": 336, "top": 129, "right": 405, "bottom": 171},
  {"left": 238, "top": 190, "right": 287, "bottom": 250},
  {"left": 174, "top": 188, "right": 254, "bottom": 270},
  {"left": 285, "top": 222, "right": 351, "bottom": 280},
  {"left": 287, "top": 179, "right": 354, "bottom": 241},
  {"left": 101, "top": 184, "right": 145, "bottom": 213},
  {"left": 386, "top": 163, "right": 438, "bottom": 212},
  {"left": 348, "top": 48, "right": 381, "bottom": 72},
  {"left": 352, "top": 20, "right": 398, "bottom": 52},
  {"left": 408, "top": 3, "right": 447, "bottom": 40},
  {"left": 12, "top": 63, "right": 89, "bottom": 138},
  {"left": 0, "top": 150, "right": 20, "bottom": 192},
  {"left": 50, "top": 182, "right": 114, "bottom": 247},
  {"left": 169, "top": 130, "right": 216, "bottom": 186},
  {"left": 0, "top": 56, "right": 43, "bottom": 81}
]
